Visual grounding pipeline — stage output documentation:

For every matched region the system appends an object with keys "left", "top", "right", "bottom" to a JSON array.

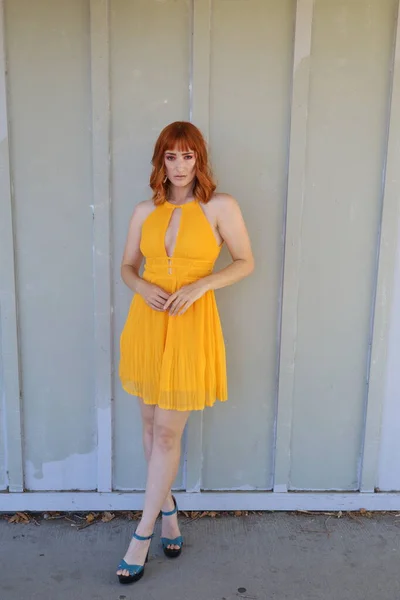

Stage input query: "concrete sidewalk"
[{"left": 0, "top": 511, "right": 399, "bottom": 600}]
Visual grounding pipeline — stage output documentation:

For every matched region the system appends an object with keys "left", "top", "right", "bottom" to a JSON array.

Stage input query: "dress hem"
[{"left": 121, "top": 383, "right": 228, "bottom": 412}]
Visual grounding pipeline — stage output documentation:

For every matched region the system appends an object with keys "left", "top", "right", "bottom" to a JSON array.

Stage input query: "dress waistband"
[{"left": 144, "top": 257, "right": 215, "bottom": 278}]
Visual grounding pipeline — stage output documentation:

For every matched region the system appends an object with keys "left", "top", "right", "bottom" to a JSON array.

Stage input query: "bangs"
[{"left": 162, "top": 131, "right": 195, "bottom": 154}]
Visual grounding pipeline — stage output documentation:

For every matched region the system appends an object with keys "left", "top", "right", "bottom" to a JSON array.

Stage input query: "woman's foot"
[
  {"left": 161, "top": 495, "right": 182, "bottom": 551},
  {"left": 116, "top": 528, "right": 152, "bottom": 577}
]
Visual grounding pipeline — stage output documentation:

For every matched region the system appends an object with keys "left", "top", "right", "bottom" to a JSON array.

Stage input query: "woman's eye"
[
  {"left": 166, "top": 156, "right": 175, "bottom": 161},
  {"left": 184, "top": 155, "right": 193, "bottom": 160}
]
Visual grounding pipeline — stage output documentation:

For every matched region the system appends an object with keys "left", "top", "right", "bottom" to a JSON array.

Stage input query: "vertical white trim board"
[
  {"left": 89, "top": 0, "right": 113, "bottom": 493},
  {"left": 0, "top": 0, "right": 24, "bottom": 493},
  {"left": 185, "top": 0, "right": 212, "bottom": 492},
  {"left": 274, "top": 0, "right": 314, "bottom": 493}
]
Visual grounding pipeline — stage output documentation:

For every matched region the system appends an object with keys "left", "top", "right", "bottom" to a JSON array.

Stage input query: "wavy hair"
[{"left": 150, "top": 121, "right": 216, "bottom": 205}]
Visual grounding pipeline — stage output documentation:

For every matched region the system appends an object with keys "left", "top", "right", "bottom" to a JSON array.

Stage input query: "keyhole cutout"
[{"left": 164, "top": 208, "right": 182, "bottom": 258}]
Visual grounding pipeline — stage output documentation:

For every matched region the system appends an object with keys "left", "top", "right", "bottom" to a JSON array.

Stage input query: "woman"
[{"left": 116, "top": 121, "right": 254, "bottom": 584}]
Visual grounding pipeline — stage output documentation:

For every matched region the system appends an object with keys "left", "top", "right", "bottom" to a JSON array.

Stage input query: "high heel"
[
  {"left": 117, "top": 531, "right": 154, "bottom": 585},
  {"left": 161, "top": 495, "right": 184, "bottom": 558}
]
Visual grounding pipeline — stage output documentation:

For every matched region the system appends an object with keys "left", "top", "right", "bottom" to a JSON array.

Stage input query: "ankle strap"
[
  {"left": 161, "top": 495, "right": 178, "bottom": 517},
  {"left": 133, "top": 531, "right": 154, "bottom": 541},
  {"left": 161, "top": 505, "right": 177, "bottom": 516}
]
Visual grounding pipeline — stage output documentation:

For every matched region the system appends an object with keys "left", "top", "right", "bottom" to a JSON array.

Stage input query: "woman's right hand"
[{"left": 137, "top": 280, "right": 170, "bottom": 312}]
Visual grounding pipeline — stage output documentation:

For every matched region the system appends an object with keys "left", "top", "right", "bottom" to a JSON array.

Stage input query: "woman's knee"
[{"left": 153, "top": 423, "right": 181, "bottom": 453}]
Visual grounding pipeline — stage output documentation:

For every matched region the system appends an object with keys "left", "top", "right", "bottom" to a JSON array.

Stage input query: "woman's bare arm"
[
  {"left": 120, "top": 201, "right": 151, "bottom": 293},
  {"left": 121, "top": 200, "right": 170, "bottom": 311},
  {"left": 202, "top": 193, "right": 254, "bottom": 291}
]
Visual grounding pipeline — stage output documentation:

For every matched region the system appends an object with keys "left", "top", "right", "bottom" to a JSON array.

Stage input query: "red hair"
[{"left": 150, "top": 121, "right": 216, "bottom": 205}]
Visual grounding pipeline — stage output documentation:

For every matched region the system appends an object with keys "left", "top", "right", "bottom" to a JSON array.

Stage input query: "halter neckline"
[{"left": 164, "top": 199, "right": 197, "bottom": 209}]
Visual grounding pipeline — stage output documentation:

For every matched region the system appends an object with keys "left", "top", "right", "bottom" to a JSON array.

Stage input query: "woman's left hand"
[{"left": 164, "top": 281, "right": 209, "bottom": 316}]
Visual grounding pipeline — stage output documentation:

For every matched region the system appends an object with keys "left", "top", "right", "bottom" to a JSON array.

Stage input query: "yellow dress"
[{"left": 119, "top": 199, "right": 228, "bottom": 411}]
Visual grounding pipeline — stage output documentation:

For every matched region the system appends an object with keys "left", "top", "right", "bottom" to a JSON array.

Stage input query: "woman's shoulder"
[
  {"left": 206, "top": 193, "right": 239, "bottom": 213},
  {"left": 131, "top": 199, "right": 156, "bottom": 223}
]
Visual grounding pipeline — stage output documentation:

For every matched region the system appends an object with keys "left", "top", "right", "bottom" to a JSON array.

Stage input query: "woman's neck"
[{"left": 167, "top": 182, "right": 195, "bottom": 205}]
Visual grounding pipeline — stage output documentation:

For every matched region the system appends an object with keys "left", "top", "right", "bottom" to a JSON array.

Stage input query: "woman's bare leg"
[
  {"left": 137, "top": 399, "right": 182, "bottom": 550},
  {"left": 117, "top": 405, "right": 190, "bottom": 576}
]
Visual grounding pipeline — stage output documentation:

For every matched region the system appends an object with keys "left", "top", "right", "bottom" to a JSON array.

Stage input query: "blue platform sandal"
[
  {"left": 117, "top": 531, "right": 154, "bottom": 585},
  {"left": 161, "top": 495, "right": 184, "bottom": 558}
]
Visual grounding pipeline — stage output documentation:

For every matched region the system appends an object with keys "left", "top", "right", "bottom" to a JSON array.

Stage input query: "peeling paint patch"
[{"left": 25, "top": 449, "right": 97, "bottom": 491}]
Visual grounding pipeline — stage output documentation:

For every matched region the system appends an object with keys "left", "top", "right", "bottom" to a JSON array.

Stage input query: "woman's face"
[{"left": 164, "top": 146, "right": 196, "bottom": 187}]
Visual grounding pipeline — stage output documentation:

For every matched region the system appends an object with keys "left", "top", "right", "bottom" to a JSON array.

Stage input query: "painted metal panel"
[
  {"left": 111, "top": 0, "right": 190, "bottom": 490},
  {"left": 5, "top": 0, "right": 96, "bottom": 490},
  {"left": 202, "top": 0, "right": 295, "bottom": 489},
  {"left": 289, "top": 0, "right": 398, "bottom": 490},
  {"left": 363, "top": 2, "right": 400, "bottom": 493}
]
